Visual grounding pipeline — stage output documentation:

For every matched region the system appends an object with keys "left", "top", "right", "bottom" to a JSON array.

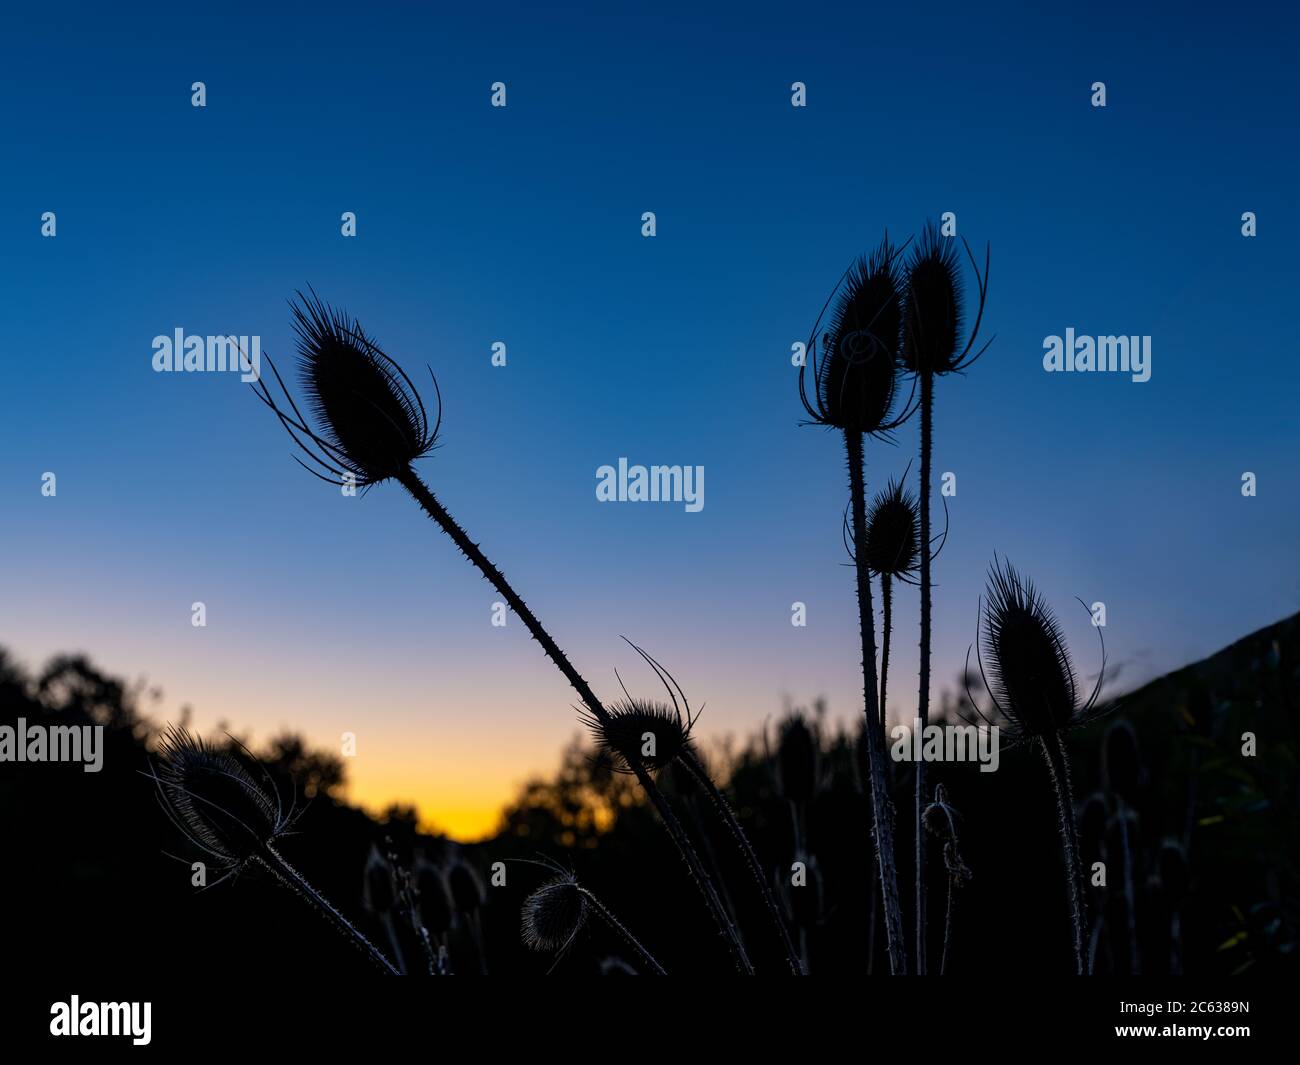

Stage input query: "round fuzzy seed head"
[
  {"left": 291, "top": 292, "right": 435, "bottom": 485},
  {"left": 981, "top": 560, "right": 1080, "bottom": 738},
  {"left": 415, "top": 862, "right": 454, "bottom": 937},
  {"left": 447, "top": 860, "right": 486, "bottom": 915},
  {"left": 153, "top": 725, "right": 284, "bottom": 869},
  {"left": 1102, "top": 719, "right": 1141, "bottom": 803},
  {"left": 585, "top": 699, "right": 694, "bottom": 773},
  {"left": 863, "top": 477, "right": 920, "bottom": 577},
  {"left": 776, "top": 716, "right": 817, "bottom": 804},
  {"left": 813, "top": 240, "right": 903, "bottom": 434},
  {"left": 900, "top": 222, "right": 965, "bottom": 376},
  {"left": 522, "top": 874, "right": 589, "bottom": 952}
]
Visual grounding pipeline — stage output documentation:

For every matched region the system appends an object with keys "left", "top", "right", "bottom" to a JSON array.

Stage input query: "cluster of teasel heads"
[{"left": 151, "top": 228, "right": 1115, "bottom": 975}]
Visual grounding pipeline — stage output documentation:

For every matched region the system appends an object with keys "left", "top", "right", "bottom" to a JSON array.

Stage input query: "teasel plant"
[
  {"left": 898, "top": 221, "right": 991, "bottom": 974},
  {"left": 583, "top": 640, "right": 804, "bottom": 975},
  {"left": 856, "top": 472, "right": 923, "bottom": 754},
  {"left": 249, "top": 291, "right": 751, "bottom": 973},
  {"left": 520, "top": 859, "right": 666, "bottom": 975},
  {"left": 921, "top": 783, "right": 971, "bottom": 976},
  {"left": 798, "top": 235, "right": 913, "bottom": 975},
  {"left": 149, "top": 724, "right": 400, "bottom": 975},
  {"left": 965, "top": 558, "right": 1108, "bottom": 975}
]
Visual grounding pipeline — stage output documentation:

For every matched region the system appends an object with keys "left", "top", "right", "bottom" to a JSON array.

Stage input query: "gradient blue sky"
[{"left": 3, "top": 2, "right": 1297, "bottom": 836}]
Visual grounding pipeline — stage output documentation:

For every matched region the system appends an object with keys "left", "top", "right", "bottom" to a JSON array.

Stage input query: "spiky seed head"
[
  {"left": 900, "top": 220, "right": 967, "bottom": 376},
  {"left": 447, "top": 859, "right": 486, "bottom": 915},
  {"left": 863, "top": 476, "right": 920, "bottom": 577},
  {"left": 776, "top": 716, "right": 817, "bottom": 803},
  {"left": 583, "top": 698, "right": 694, "bottom": 773},
  {"left": 152, "top": 725, "right": 287, "bottom": 870},
  {"left": 521, "top": 873, "right": 588, "bottom": 952},
  {"left": 981, "top": 560, "right": 1081, "bottom": 738},
  {"left": 415, "top": 861, "right": 455, "bottom": 937},
  {"left": 291, "top": 291, "right": 436, "bottom": 485},
  {"left": 1102, "top": 719, "right": 1141, "bottom": 803},
  {"left": 807, "top": 238, "right": 903, "bottom": 434}
]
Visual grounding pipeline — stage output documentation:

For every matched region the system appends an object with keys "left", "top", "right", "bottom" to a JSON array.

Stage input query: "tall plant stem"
[
  {"left": 1041, "top": 731, "right": 1088, "bottom": 975},
  {"left": 940, "top": 871, "right": 956, "bottom": 976},
  {"left": 680, "top": 749, "right": 805, "bottom": 975},
  {"left": 915, "top": 369, "right": 934, "bottom": 975},
  {"left": 845, "top": 430, "right": 908, "bottom": 975},
  {"left": 395, "top": 468, "right": 753, "bottom": 974},
  {"left": 880, "top": 573, "right": 893, "bottom": 758},
  {"left": 256, "top": 846, "right": 400, "bottom": 975},
  {"left": 578, "top": 888, "right": 668, "bottom": 975}
]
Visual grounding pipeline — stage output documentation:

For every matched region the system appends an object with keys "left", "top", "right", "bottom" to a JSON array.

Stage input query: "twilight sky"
[{"left": 2, "top": 2, "right": 1297, "bottom": 838}]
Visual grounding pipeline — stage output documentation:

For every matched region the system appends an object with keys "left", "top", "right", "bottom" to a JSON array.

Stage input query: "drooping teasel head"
[
  {"left": 583, "top": 640, "right": 699, "bottom": 773},
  {"left": 863, "top": 475, "right": 921, "bottom": 579},
  {"left": 974, "top": 559, "right": 1105, "bottom": 741},
  {"left": 775, "top": 715, "right": 818, "bottom": 804},
  {"left": 150, "top": 725, "right": 292, "bottom": 873},
  {"left": 521, "top": 872, "right": 589, "bottom": 953},
  {"left": 447, "top": 859, "right": 486, "bottom": 916},
  {"left": 251, "top": 290, "right": 439, "bottom": 489},
  {"left": 899, "top": 220, "right": 991, "bottom": 377},
  {"left": 415, "top": 861, "right": 455, "bottom": 938},
  {"left": 1102, "top": 719, "right": 1142, "bottom": 804},
  {"left": 799, "top": 236, "right": 908, "bottom": 435}
]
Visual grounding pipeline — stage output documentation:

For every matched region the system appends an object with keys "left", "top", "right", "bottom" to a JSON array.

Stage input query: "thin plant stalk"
[
  {"left": 915, "top": 368, "right": 933, "bottom": 975},
  {"left": 940, "top": 867, "right": 956, "bottom": 975},
  {"left": 680, "top": 749, "right": 805, "bottom": 975},
  {"left": 256, "top": 845, "right": 400, "bottom": 975},
  {"left": 395, "top": 467, "right": 753, "bottom": 974},
  {"left": 1040, "top": 732, "right": 1088, "bottom": 975},
  {"left": 880, "top": 572, "right": 893, "bottom": 757},
  {"left": 578, "top": 887, "right": 668, "bottom": 976},
  {"left": 846, "top": 429, "right": 908, "bottom": 975}
]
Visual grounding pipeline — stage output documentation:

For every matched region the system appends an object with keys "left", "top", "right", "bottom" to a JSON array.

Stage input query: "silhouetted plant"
[
  {"left": 799, "top": 236, "right": 910, "bottom": 974},
  {"left": 862, "top": 474, "right": 921, "bottom": 754},
  {"left": 922, "top": 783, "right": 971, "bottom": 975},
  {"left": 585, "top": 641, "right": 803, "bottom": 974},
  {"left": 969, "top": 559, "right": 1106, "bottom": 975},
  {"left": 150, "top": 724, "right": 399, "bottom": 974},
  {"left": 521, "top": 866, "right": 666, "bottom": 975},
  {"left": 253, "top": 291, "right": 752, "bottom": 973},
  {"left": 899, "top": 221, "right": 991, "bottom": 973}
]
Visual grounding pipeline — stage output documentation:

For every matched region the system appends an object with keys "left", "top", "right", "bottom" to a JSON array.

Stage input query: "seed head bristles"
[
  {"left": 798, "top": 236, "right": 916, "bottom": 436},
  {"left": 962, "top": 558, "right": 1109, "bottom": 744},
  {"left": 517, "top": 857, "right": 667, "bottom": 975},
  {"left": 249, "top": 288, "right": 440, "bottom": 489},
  {"left": 150, "top": 724, "right": 399, "bottom": 974},
  {"left": 862, "top": 473, "right": 921, "bottom": 580},
  {"left": 900, "top": 221, "right": 993, "bottom": 377}
]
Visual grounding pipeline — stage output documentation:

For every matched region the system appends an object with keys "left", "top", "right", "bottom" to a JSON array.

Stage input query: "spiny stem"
[
  {"left": 1041, "top": 732, "right": 1088, "bottom": 975},
  {"left": 395, "top": 467, "right": 753, "bottom": 974},
  {"left": 916, "top": 369, "right": 933, "bottom": 975},
  {"left": 578, "top": 888, "right": 668, "bottom": 975},
  {"left": 880, "top": 573, "right": 893, "bottom": 759},
  {"left": 257, "top": 846, "right": 400, "bottom": 975},
  {"left": 680, "top": 749, "right": 805, "bottom": 975},
  {"left": 845, "top": 430, "right": 907, "bottom": 975}
]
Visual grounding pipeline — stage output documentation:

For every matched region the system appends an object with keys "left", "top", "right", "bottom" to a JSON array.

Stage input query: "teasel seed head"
[
  {"left": 150, "top": 724, "right": 292, "bottom": 875},
  {"left": 521, "top": 872, "right": 589, "bottom": 953},
  {"left": 799, "top": 235, "right": 909, "bottom": 435},
  {"left": 775, "top": 715, "right": 818, "bottom": 804},
  {"left": 900, "top": 220, "right": 992, "bottom": 377},
  {"left": 863, "top": 474, "right": 921, "bottom": 579},
  {"left": 252, "top": 290, "right": 440, "bottom": 490},
  {"left": 447, "top": 859, "right": 486, "bottom": 915},
  {"left": 583, "top": 640, "right": 700, "bottom": 773},
  {"left": 972, "top": 558, "right": 1106, "bottom": 741},
  {"left": 414, "top": 860, "right": 455, "bottom": 938}
]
